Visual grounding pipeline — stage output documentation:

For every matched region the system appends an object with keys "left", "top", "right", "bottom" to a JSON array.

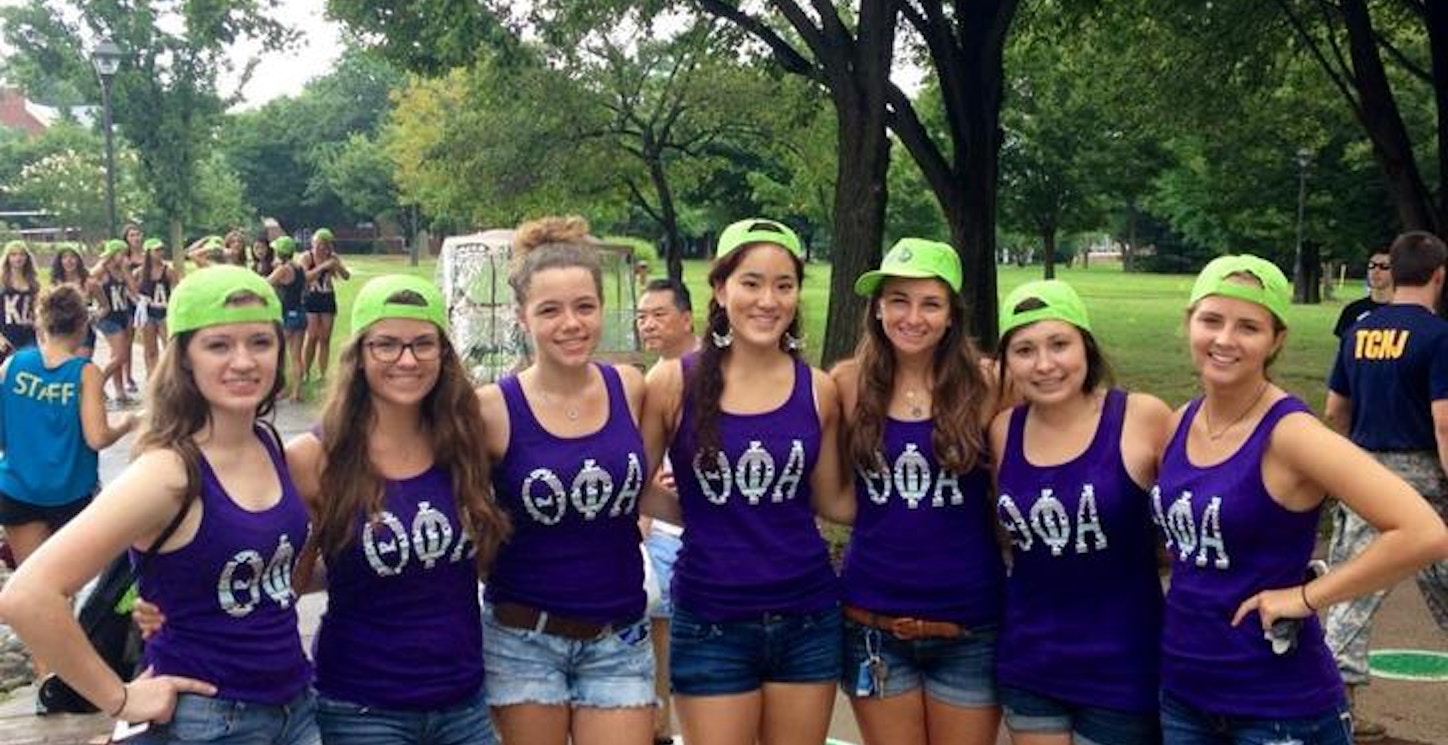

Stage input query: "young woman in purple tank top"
[
  {"left": 639, "top": 218, "right": 851, "bottom": 745},
  {"left": 1156, "top": 256, "right": 1448, "bottom": 744},
  {"left": 475, "top": 216, "right": 656, "bottom": 745},
  {"left": 991, "top": 279, "right": 1170, "bottom": 745},
  {"left": 0, "top": 265, "right": 319, "bottom": 744},
  {"left": 830, "top": 239, "right": 1003, "bottom": 745}
]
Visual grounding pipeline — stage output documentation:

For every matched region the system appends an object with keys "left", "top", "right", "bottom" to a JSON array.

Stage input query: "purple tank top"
[
  {"left": 313, "top": 466, "right": 481, "bottom": 709},
  {"left": 486, "top": 363, "right": 646, "bottom": 624},
  {"left": 1155, "top": 395, "right": 1344, "bottom": 717},
  {"left": 669, "top": 354, "right": 839, "bottom": 620},
  {"left": 135, "top": 428, "right": 312, "bottom": 705},
  {"left": 995, "top": 389, "right": 1163, "bottom": 713},
  {"left": 841, "top": 417, "right": 1001, "bottom": 626}
]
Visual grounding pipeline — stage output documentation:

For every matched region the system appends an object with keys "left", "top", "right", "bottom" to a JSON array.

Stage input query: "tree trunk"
[
  {"left": 1341, "top": 0, "right": 1440, "bottom": 232},
  {"left": 646, "top": 155, "right": 685, "bottom": 282},
  {"left": 1042, "top": 226, "right": 1057, "bottom": 280},
  {"left": 820, "top": 101, "right": 891, "bottom": 367},
  {"left": 169, "top": 218, "right": 185, "bottom": 277},
  {"left": 1425, "top": 0, "right": 1448, "bottom": 230}
]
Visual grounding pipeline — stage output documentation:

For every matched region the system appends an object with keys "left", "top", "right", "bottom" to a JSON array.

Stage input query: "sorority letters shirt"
[
  {"left": 1328, "top": 303, "right": 1448, "bottom": 450},
  {"left": 313, "top": 466, "right": 483, "bottom": 709},
  {"left": 1155, "top": 396, "right": 1343, "bottom": 717},
  {"left": 487, "top": 363, "right": 647, "bottom": 625},
  {"left": 841, "top": 417, "right": 1002, "bottom": 627},
  {"left": 0, "top": 347, "right": 96, "bottom": 505},
  {"left": 669, "top": 354, "right": 839, "bottom": 620},
  {"left": 135, "top": 428, "right": 313, "bottom": 705},
  {"left": 994, "top": 389, "right": 1162, "bottom": 713}
]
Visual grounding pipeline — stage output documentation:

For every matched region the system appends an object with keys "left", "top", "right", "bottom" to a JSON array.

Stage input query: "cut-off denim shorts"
[
  {"left": 315, "top": 687, "right": 497, "bottom": 745},
  {"left": 1159, "top": 690, "right": 1351, "bottom": 745},
  {"left": 670, "top": 604, "right": 842, "bottom": 696},
  {"left": 840, "top": 617, "right": 998, "bottom": 707},
  {"left": 481, "top": 604, "right": 655, "bottom": 709},
  {"left": 1000, "top": 684, "right": 1160, "bottom": 745},
  {"left": 133, "top": 689, "right": 319, "bottom": 745}
]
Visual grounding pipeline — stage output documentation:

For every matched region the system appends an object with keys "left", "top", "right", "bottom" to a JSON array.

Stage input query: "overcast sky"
[{"left": 225, "top": 0, "right": 343, "bottom": 109}]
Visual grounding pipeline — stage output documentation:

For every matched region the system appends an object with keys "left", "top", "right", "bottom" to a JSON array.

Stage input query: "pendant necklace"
[
  {"left": 537, "top": 386, "right": 582, "bottom": 421},
  {"left": 1203, "top": 381, "right": 1270, "bottom": 441}
]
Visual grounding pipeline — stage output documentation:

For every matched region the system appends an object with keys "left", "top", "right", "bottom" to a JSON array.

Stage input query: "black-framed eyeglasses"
[
  {"left": 1367, "top": 261, "right": 1391, "bottom": 270},
  {"left": 364, "top": 337, "right": 442, "bottom": 362}
]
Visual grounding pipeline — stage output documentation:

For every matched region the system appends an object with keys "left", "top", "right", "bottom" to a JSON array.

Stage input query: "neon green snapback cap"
[
  {"left": 351, "top": 274, "right": 448, "bottom": 336},
  {"left": 1189, "top": 254, "right": 1290, "bottom": 325},
  {"left": 168, "top": 265, "right": 282, "bottom": 338},
  {"left": 855, "top": 238, "right": 962, "bottom": 295},
  {"left": 272, "top": 236, "right": 297, "bottom": 257},
  {"left": 312, "top": 227, "right": 334, "bottom": 242},
  {"left": 100, "top": 239, "right": 127, "bottom": 257},
  {"left": 142, "top": 238, "right": 164, "bottom": 251},
  {"left": 999, "top": 279, "right": 1093, "bottom": 338},
  {"left": 717, "top": 218, "right": 801, "bottom": 258},
  {"left": 4, "top": 240, "right": 26, "bottom": 255}
]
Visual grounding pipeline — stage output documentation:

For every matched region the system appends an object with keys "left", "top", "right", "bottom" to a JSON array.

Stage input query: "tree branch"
[
  {"left": 693, "top": 0, "right": 820, "bottom": 82},
  {"left": 1274, "top": 0, "right": 1364, "bottom": 120}
]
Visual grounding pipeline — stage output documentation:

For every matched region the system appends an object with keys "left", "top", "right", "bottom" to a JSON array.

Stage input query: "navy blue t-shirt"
[{"left": 1329, "top": 303, "right": 1448, "bottom": 450}]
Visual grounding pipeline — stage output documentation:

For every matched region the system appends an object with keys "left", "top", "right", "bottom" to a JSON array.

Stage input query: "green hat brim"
[
  {"left": 999, "top": 279, "right": 1093, "bottom": 339},
  {"left": 351, "top": 275, "right": 449, "bottom": 338},
  {"left": 168, "top": 266, "right": 283, "bottom": 338}
]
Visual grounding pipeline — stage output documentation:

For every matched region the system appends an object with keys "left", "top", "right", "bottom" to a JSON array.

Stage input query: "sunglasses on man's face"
[{"left": 1367, "top": 261, "right": 1391, "bottom": 270}]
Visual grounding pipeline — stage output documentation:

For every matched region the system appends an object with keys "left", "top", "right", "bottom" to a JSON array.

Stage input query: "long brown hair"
[
  {"left": 314, "top": 317, "right": 511, "bottom": 575},
  {"left": 685, "top": 243, "right": 805, "bottom": 459},
  {"left": 50, "top": 246, "right": 88, "bottom": 286},
  {"left": 2, "top": 246, "right": 38, "bottom": 290},
  {"left": 133, "top": 293, "right": 286, "bottom": 512},
  {"left": 847, "top": 281, "right": 990, "bottom": 474}
]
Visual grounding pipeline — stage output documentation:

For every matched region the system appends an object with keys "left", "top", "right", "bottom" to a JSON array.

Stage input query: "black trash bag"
[{"left": 35, "top": 552, "right": 143, "bottom": 715}]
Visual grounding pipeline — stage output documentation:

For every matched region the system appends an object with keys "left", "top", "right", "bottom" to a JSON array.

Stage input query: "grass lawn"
[{"left": 333, "top": 255, "right": 1352, "bottom": 410}]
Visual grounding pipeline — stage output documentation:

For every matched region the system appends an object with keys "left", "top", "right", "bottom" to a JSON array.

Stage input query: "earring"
[
  {"left": 783, "top": 332, "right": 803, "bottom": 351},
  {"left": 711, "top": 328, "right": 734, "bottom": 349}
]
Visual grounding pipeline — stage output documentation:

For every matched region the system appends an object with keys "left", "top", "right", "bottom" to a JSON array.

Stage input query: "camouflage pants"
[{"left": 1324, "top": 450, "right": 1448, "bottom": 685}]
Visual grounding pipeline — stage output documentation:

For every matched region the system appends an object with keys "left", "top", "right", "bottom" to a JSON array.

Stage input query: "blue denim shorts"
[
  {"left": 1000, "top": 685, "right": 1160, "bottom": 745},
  {"left": 283, "top": 309, "right": 306, "bottom": 332},
  {"left": 1159, "top": 690, "right": 1351, "bottom": 745},
  {"left": 670, "top": 604, "right": 842, "bottom": 696},
  {"left": 840, "top": 617, "right": 997, "bottom": 707},
  {"left": 316, "top": 688, "right": 497, "bottom": 745},
  {"left": 95, "top": 313, "right": 129, "bottom": 337},
  {"left": 134, "top": 690, "right": 319, "bottom": 745},
  {"left": 481, "top": 604, "right": 655, "bottom": 709},
  {"left": 644, "top": 526, "right": 681, "bottom": 619}
]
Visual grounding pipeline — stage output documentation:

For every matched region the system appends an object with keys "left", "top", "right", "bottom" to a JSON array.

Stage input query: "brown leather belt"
[
  {"left": 493, "top": 602, "right": 610, "bottom": 640},
  {"left": 844, "top": 605, "right": 966, "bottom": 640}
]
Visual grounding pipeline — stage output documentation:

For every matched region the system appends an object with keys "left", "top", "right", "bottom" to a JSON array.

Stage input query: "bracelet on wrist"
[
  {"left": 1301, "top": 582, "right": 1319, "bottom": 613},
  {"left": 108, "top": 682, "right": 128, "bottom": 718}
]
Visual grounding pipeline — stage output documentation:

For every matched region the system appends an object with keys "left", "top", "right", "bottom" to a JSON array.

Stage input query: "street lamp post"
[
  {"left": 1292, "top": 147, "right": 1313, "bottom": 303},
  {"left": 91, "top": 38, "right": 122, "bottom": 239}
]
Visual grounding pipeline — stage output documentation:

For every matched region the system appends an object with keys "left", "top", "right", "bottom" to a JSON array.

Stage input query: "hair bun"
[{"left": 512, "top": 215, "right": 592, "bottom": 258}]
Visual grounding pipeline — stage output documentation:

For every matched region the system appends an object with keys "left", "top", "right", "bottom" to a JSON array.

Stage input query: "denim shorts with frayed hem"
[
  {"left": 1000, "top": 685, "right": 1160, "bottom": 745},
  {"left": 670, "top": 604, "right": 842, "bottom": 696},
  {"left": 134, "top": 690, "right": 319, "bottom": 745},
  {"left": 316, "top": 688, "right": 497, "bottom": 745},
  {"left": 840, "top": 617, "right": 998, "bottom": 707},
  {"left": 482, "top": 604, "right": 655, "bottom": 709}
]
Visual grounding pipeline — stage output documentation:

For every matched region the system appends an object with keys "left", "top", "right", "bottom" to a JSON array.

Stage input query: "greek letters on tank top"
[
  {"left": 841, "top": 416, "right": 1001, "bottom": 626},
  {"left": 138, "top": 269, "right": 171, "bottom": 307},
  {"left": 306, "top": 254, "right": 334, "bottom": 296},
  {"left": 669, "top": 353, "right": 839, "bottom": 620},
  {"left": 133, "top": 428, "right": 313, "bottom": 705},
  {"left": 102, "top": 273, "right": 131, "bottom": 314},
  {"left": 486, "top": 363, "right": 647, "bottom": 624},
  {"left": 313, "top": 466, "right": 483, "bottom": 709},
  {"left": 1155, "top": 395, "right": 1343, "bottom": 717},
  {"left": 0, "top": 283, "right": 36, "bottom": 349},
  {"left": 994, "top": 389, "right": 1162, "bottom": 713}
]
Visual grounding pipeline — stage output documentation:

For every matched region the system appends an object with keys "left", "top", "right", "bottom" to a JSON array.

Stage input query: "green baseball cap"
[
  {"left": 854, "top": 238, "right": 962, "bottom": 295},
  {"left": 1189, "top": 254, "right": 1290, "bottom": 325},
  {"left": 168, "top": 265, "right": 282, "bottom": 338},
  {"left": 272, "top": 236, "right": 298, "bottom": 257},
  {"left": 142, "top": 237, "right": 164, "bottom": 251},
  {"left": 717, "top": 218, "right": 801, "bottom": 258},
  {"left": 4, "top": 240, "right": 26, "bottom": 255},
  {"left": 312, "top": 227, "right": 334, "bottom": 243},
  {"left": 999, "top": 279, "right": 1093, "bottom": 338},
  {"left": 100, "top": 238, "right": 128, "bottom": 258},
  {"left": 351, "top": 274, "right": 449, "bottom": 337}
]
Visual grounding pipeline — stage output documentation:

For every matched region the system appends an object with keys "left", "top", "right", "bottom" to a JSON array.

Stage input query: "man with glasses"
[
  {"left": 1325, "top": 232, "right": 1448, "bottom": 742},
  {"left": 1333, "top": 249, "right": 1393, "bottom": 338}
]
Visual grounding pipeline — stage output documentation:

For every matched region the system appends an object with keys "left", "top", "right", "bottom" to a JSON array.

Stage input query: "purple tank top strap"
[
  {"left": 1165, "top": 397, "right": 1206, "bottom": 462},
  {"left": 597, "top": 363, "right": 631, "bottom": 426},
  {"left": 497, "top": 373, "right": 531, "bottom": 430},
  {"left": 1244, "top": 396, "right": 1312, "bottom": 450},
  {"left": 1084, "top": 388, "right": 1128, "bottom": 462}
]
